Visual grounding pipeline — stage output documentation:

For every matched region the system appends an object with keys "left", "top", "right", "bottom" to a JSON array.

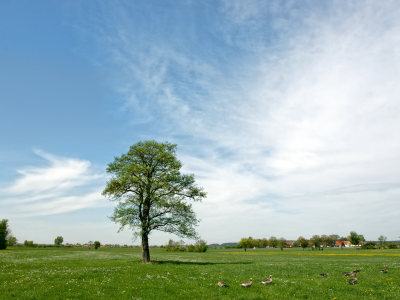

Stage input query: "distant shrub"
[
  {"left": 362, "top": 241, "right": 377, "bottom": 249},
  {"left": 94, "top": 241, "right": 101, "bottom": 250},
  {"left": 387, "top": 243, "right": 398, "bottom": 249},
  {"left": 24, "top": 240, "right": 35, "bottom": 248},
  {"left": 187, "top": 245, "right": 195, "bottom": 252},
  {"left": 195, "top": 239, "right": 208, "bottom": 252}
]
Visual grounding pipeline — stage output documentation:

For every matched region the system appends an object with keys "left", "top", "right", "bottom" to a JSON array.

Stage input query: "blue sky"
[{"left": 1, "top": 0, "right": 400, "bottom": 245}]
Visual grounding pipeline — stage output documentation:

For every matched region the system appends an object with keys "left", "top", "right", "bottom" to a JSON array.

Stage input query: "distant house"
[
  {"left": 286, "top": 242, "right": 293, "bottom": 248},
  {"left": 335, "top": 241, "right": 351, "bottom": 247}
]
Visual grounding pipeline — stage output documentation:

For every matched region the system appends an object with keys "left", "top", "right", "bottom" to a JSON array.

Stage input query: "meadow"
[{"left": 1, "top": 247, "right": 399, "bottom": 299}]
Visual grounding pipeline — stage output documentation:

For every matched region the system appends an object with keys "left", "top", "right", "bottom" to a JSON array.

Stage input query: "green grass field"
[{"left": 1, "top": 247, "right": 399, "bottom": 299}]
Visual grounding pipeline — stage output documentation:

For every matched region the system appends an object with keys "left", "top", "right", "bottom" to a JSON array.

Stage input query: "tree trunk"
[
  {"left": 244, "top": 247, "right": 246, "bottom": 252},
  {"left": 141, "top": 233, "right": 151, "bottom": 263}
]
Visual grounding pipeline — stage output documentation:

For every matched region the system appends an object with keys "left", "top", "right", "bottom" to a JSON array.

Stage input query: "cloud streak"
[
  {"left": 1, "top": 150, "right": 109, "bottom": 217},
  {"left": 74, "top": 0, "right": 400, "bottom": 241}
]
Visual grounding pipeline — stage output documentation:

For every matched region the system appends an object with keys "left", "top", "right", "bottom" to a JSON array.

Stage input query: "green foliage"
[
  {"left": 348, "top": 231, "right": 363, "bottom": 247},
  {"left": 237, "top": 237, "right": 253, "bottom": 251},
  {"left": 329, "top": 234, "right": 340, "bottom": 244},
  {"left": 268, "top": 236, "right": 278, "bottom": 248},
  {"left": 259, "top": 238, "right": 268, "bottom": 248},
  {"left": 387, "top": 242, "right": 398, "bottom": 249},
  {"left": 24, "top": 240, "right": 36, "bottom": 247},
  {"left": 310, "top": 235, "right": 322, "bottom": 250},
  {"left": 7, "top": 236, "right": 18, "bottom": 247},
  {"left": 378, "top": 235, "right": 387, "bottom": 248},
  {"left": 54, "top": 236, "right": 64, "bottom": 247},
  {"left": 0, "top": 219, "right": 7, "bottom": 250},
  {"left": 0, "top": 219, "right": 13, "bottom": 250},
  {"left": 361, "top": 241, "right": 377, "bottom": 249},
  {"left": 292, "top": 241, "right": 299, "bottom": 248},
  {"left": 102, "top": 141, "right": 206, "bottom": 263},
  {"left": 94, "top": 241, "right": 101, "bottom": 249},
  {"left": 297, "top": 236, "right": 309, "bottom": 250},
  {"left": 278, "top": 238, "right": 286, "bottom": 251},
  {"left": 187, "top": 245, "right": 195, "bottom": 252},
  {"left": 194, "top": 239, "right": 208, "bottom": 252}
]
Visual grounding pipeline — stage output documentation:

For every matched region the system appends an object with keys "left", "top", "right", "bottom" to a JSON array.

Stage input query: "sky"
[{"left": 1, "top": 0, "right": 400, "bottom": 245}]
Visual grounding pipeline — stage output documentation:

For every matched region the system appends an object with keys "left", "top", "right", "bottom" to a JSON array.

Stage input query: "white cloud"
[
  {"left": 78, "top": 0, "right": 400, "bottom": 242},
  {"left": 1, "top": 150, "right": 109, "bottom": 217}
]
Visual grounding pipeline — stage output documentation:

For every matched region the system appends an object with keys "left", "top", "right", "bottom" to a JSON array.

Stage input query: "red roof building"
[{"left": 335, "top": 241, "right": 350, "bottom": 247}]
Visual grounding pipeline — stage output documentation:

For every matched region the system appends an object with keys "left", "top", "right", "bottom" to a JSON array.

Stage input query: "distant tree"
[
  {"left": 166, "top": 239, "right": 176, "bottom": 251},
  {"left": 321, "top": 235, "right": 328, "bottom": 246},
  {"left": 278, "top": 238, "right": 286, "bottom": 251},
  {"left": 7, "top": 236, "right": 18, "bottom": 247},
  {"left": 0, "top": 219, "right": 9, "bottom": 250},
  {"left": 387, "top": 242, "right": 398, "bottom": 249},
  {"left": 348, "top": 231, "right": 362, "bottom": 248},
  {"left": 310, "top": 235, "right": 322, "bottom": 250},
  {"left": 24, "top": 240, "right": 34, "bottom": 247},
  {"left": 328, "top": 234, "right": 340, "bottom": 245},
  {"left": 93, "top": 241, "right": 101, "bottom": 249},
  {"left": 268, "top": 236, "right": 278, "bottom": 248},
  {"left": 54, "top": 236, "right": 64, "bottom": 247},
  {"left": 194, "top": 239, "right": 208, "bottom": 252},
  {"left": 362, "top": 241, "right": 377, "bottom": 249},
  {"left": 102, "top": 141, "right": 206, "bottom": 263},
  {"left": 297, "top": 236, "right": 309, "bottom": 251},
  {"left": 252, "top": 238, "right": 260, "bottom": 248},
  {"left": 292, "top": 241, "right": 299, "bottom": 248},
  {"left": 378, "top": 235, "right": 387, "bottom": 248},
  {"left": 338, "top": 236, "right": 347, "bottom": 241},
  {"left": 260, "top": 238, "right": 268, "bottom": 248},
  {"left": 238, "top": 237, "right": 253, "bottom": 252}
]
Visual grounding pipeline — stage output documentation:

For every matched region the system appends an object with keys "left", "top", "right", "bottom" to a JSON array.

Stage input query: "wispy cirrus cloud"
[
  {"left": 2, "top": 150, "right": 109, "bottom": 217},
  {"left": 74, "top": 0, "right": 400, "bottom": 241}
]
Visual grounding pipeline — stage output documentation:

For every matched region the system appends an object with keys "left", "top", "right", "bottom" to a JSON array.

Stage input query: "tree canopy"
[
  {"left": 54, "top": 236, "right": 64, "bottom": 247},
  {"left": 378, "top": 235, "right": 387, "bottom": 248},
  {"left": 93, "top": 241, "right": 101, "bottom": 249},
  {"left": 278, "top": 238, "right": 286, "bottom": 251},
  {"left": 0, "top": 219, "right": 8, "bottom": 250},
  {"left": 310, "top": 235, "right": 322, "bottom": 250},
  {"left": 268, "top": 236, "right": 278, "bottom": 248},
  {"left": 102, "top": 141, "right": 206, "bottom": 263},
  {"left": 297, "top": 236, "right": 309, "bottom": 251},
  {"left": 348, "top": 231, "right": 364, "bottom": 247},
  {"left": 237, "top": 237, "right": 253, "bottom": 252}
]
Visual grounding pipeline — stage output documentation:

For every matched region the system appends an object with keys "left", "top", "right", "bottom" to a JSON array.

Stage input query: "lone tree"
[
  {"left": 102, "top": 141, "right": 206, "bottom": 263},
  {"left": 238, "top": 237, "right": 253, "bottom": 252},
  {"left": 54, "top": 236, "right": 63, "bottom": 247},
  {"left": 93, "top": 241, "right": 101, "bottom": 249}
]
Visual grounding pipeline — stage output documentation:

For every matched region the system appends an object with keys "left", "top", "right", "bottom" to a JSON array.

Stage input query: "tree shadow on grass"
[{"left": 149, "top": 260, "right": 253, "bottom": 265}]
